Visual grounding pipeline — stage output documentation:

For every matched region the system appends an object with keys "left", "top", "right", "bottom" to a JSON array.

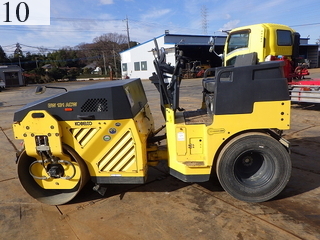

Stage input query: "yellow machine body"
[
  {"left": 166, "top": 101, "right": 290, "bottom": 179},
  {"left": 12, "top": 39, "right": 293, "bottom": 204},
  {"left": 13, "top": 104, "right": 154, "bottom": 188}
]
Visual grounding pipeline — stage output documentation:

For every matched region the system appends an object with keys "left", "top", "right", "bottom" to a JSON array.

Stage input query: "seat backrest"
[
  {"left": 234, "top": 52, "right": 257, "bottom": 67},
  {"left": 214, "top": 60, "right": 288, "bottom": 115}
]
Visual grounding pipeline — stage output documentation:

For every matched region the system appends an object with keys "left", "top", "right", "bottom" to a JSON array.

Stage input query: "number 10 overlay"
[{"left": 1, "top": 0, "right": 50, "bottom": 25}]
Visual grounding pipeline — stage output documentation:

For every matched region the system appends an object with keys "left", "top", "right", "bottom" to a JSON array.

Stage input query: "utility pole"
[
  {"left": 18, "top": 55, "right": 21, "bottom": 68},
  {"left": 14, "top": 43, "right": 22, "bottom": 56},
  {"left": 102, "top": 52, "right": 107, "bottom": 76},
  {"left": 113, "top": 47, "right": 118, "bottom": 79},
  {"left": 14, "top": 43, "right": 23, "bottom": 68},
  {"left": 124, "top": 16, "right": 131, "bottom": 49}
]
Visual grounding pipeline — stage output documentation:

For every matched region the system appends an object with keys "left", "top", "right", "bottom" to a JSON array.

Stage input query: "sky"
[{"left": 1, "top": 0, "right": 320, "bottom": 55}]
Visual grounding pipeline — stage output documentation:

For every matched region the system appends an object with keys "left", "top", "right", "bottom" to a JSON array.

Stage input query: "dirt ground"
[{"left": 0, "top": 72, "right": 320, "bottom": 240}]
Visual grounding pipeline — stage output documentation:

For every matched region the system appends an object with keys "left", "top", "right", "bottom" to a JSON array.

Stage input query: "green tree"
[
  {"left": 47, "top": 68, "right": 67, "bottom": 81},
  {"left": 76, "top": 33, "right": 131, "bottom": 76},
  {"left": 0, "top": 45, "right": 9, "bottom": 64},
  {"left": 25, "top": 68, "right": 45, "bottom": 84},
  {"left": 47, "top": 48, "right": 81, "bottom": 68}
]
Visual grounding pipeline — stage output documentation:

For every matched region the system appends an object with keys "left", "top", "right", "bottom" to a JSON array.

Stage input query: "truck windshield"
[{"left": 227, "top": 30, "right": 249, "bottom": 54}]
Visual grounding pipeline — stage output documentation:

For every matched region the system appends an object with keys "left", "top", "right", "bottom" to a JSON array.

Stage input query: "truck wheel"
[{"left": 216, "top": 132, "right": 291, "bottom": 202}]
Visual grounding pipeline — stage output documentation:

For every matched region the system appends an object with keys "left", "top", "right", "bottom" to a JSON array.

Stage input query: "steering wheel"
[
  {"left": 159, "top": 47, "right": 166, "bottom": 64},
  {"left": 152, "top": 38, "right": 184, "bottom": 113}
]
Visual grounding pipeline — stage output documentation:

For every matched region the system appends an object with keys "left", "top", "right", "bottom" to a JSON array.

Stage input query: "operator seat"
[
  {"left": 202, "top": 52, "right": 258, "bottom": 114},
  {"left": 203, "top": 52, "right": 258, "bottom": 92}
]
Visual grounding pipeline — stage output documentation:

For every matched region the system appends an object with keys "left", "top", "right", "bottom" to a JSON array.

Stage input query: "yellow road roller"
[{"left": 13, "top": 40, "right": 291, "bottom": 205}]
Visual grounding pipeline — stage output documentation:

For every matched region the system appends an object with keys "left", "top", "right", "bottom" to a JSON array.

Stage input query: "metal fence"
[{"left": 290, "top": 85, "right": 320, "bottom": 103}]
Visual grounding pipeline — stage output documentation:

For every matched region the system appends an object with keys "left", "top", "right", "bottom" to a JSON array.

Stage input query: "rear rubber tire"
[{"left": 216, "top": 132, "right": 291, "bottom": 202}]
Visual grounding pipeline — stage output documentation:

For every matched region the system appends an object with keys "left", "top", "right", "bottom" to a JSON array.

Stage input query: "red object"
[
  {"left": 281, "top": 57, "right": 294, "bottom": 81},
  {"left": 271, "top": 56, "right": 309, "bottom": 81},
  {"left": 196, "top": 69, "right": 204, "bottom": 78},
  {"left": 293, "top": 66, "right": 309, "bottom": 79},
  {"left": 288, "top": 79, "right": 320, "bottom": 86}
]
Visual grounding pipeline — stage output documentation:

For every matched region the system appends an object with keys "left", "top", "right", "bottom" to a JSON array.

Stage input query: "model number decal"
[
  {"left": 48, "top": 102, "right": 78, "bottom": 108},
  {"left": 75, "top": 121, "right": 92, "bottom": 126}
]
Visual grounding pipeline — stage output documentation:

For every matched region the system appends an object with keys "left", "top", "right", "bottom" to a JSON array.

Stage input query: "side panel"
[
  {"left": 59, "top": 104, "right": 154, "bottom": 183},
  {"left": 13, "top": 110, "right": 67, "bottom": 159},
  {"left": 13, "top": 104, "right": 155, "bottom": 184},
  {"left": 166, "top": 100, "right": 290, "bottom": 182}
]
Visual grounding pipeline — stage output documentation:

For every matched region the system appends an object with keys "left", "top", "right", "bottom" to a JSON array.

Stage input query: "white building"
[
  {"left": 120, "top": 35, "right": 175, "bottom": 80},
  {"left": 120, "top": 32, "right": 226, "bottom": 80}
]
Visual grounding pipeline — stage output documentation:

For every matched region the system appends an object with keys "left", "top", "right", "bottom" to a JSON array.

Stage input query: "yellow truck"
[
  {"left": 220, "top": 23, "right": 320, "bottom": 104},
  {"left": 222, "top": 23, "right": 300, "bottom": 67}
]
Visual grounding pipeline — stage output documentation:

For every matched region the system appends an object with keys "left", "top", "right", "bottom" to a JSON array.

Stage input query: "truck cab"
[{"left": 224, "top": 23, "right": 300, "bottom": 66}]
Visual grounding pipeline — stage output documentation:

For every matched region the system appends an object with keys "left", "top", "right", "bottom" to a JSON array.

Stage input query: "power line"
[
  {"left": 0, "top": 55, "right": 104, "bottom": 66},
  {"left": 1, "top": 44, "right": 16, "bottom": 48},
  {"left": 3, "top": 44, "right": 123, "bottom": 53},
  {"left": 1, "top": 17, "right": 320, "bottom": 52},
  {"left": 19, "top": 43, "right": 58, "bottom": 51},
  {"left": 50, "top": 17, "right": 123, "bottom": 22},
  {"left": 289, "top": 22, "right": 320, "bottom": 27},
  {"left": 0, "top": 26, "right": 114, "bottom": 33},
  {"left": 0, "top": 15, "right": 319, "bottom": 34}
]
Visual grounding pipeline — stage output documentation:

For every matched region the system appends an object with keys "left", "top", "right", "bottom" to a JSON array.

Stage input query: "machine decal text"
[
  {"left": 48, "top": 102, "right": 78, "bottom": 108},
  {"left": 75, "top": 121, "right": 92, "bottom": 126}
]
